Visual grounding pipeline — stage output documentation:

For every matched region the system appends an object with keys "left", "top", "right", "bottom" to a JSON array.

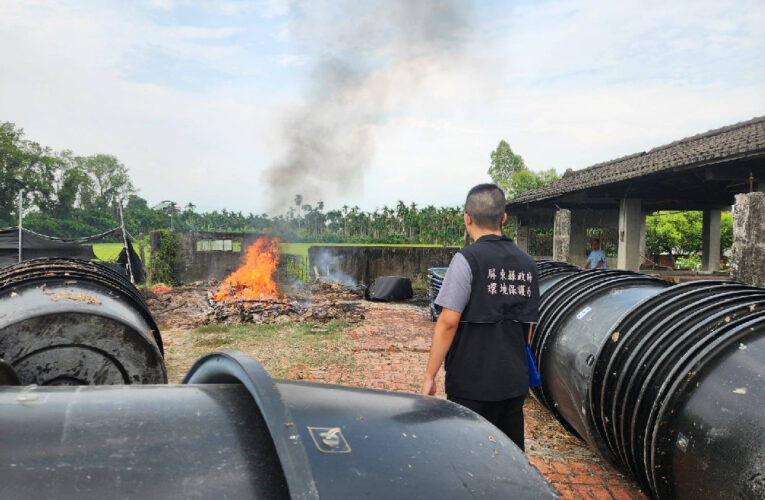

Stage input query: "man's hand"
[
  {"left": 527, "top": 322, "right": 535, "bottom": 345},
  {"left": 421, "top": 375, "right": 437, "bottom": 396},
  {"left": 421, "top": 308, "right": 461, "bottom": 397}
]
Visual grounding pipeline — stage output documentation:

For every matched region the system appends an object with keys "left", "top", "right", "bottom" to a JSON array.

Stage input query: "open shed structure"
[{"left": 505, "top": 116, "right": 765, "bottom": 276}]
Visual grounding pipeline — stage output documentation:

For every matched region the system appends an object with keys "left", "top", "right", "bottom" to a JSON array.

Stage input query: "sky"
[{"left": 1, "top": 0, "right": 764, "bottom": 215}]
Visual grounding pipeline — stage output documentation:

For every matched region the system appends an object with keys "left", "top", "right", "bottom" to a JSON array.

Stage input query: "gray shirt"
[{"left": 434, "top": 253, "right": 472, "bottom": 313}]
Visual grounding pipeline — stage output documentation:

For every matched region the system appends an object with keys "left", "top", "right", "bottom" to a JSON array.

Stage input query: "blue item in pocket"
[{"left": 527, "top": 345, "right": 541, "bottom": 387}]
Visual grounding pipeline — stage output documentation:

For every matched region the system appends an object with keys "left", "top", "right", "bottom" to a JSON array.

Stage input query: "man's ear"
[
  {"left": 501, "top": 213, "right": 507, "bottom": 225},
  {"left": 464, "top": 213, "right": 472, "bottom": 226}
]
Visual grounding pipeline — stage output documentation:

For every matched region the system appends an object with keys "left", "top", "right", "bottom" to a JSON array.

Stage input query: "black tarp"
[
  {"left": 0, "top": 227, "right": 103, "bottom": 268},
  {"left": 0, "top": 227, "right": 146, "bottom": 282},
  {"left": 116, "top": 237, "right": 145, "bottom": 282},
  {"left": 365, "top": 276, "right": 413, "bottom": 302}
]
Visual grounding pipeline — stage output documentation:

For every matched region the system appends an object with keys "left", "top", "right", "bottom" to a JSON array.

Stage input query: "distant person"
[
  {"left": 421, "top": 183, "right": 539, "bottom": 451},
  {"left": 584, "top": 238, "right": 606, "bottom": 269}
]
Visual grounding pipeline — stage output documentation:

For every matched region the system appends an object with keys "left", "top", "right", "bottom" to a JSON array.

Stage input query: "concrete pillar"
[
  {"left": 570, "top": 211, "right": 587, "bottom": 267},
  {"left": 617, "top": 198, "right": 643, "bottom": 271},
  {"left": 515, "top": 216, "right": 530, "bottom": 253},
  {"left": 731, "top": 193, "right": 765, "bottom": 287},
  {"left": 639, "top": 212, "right": 648, "bottom": 270},
  {"left": 553, "top": 209, "right": 571, "bottom": 262},
  {"left": 701, "top": 209, "right": 722, "bottom": 272}
]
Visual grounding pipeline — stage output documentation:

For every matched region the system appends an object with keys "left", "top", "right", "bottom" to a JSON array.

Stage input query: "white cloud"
[
  {"left": 0, "top": 0, "right": 763, "bottom": 215},
  {"left": 275, "top": 53, "right": 308, "bottom": 67},
  {"left": 0, "top": 0, "right": 279, "bottom": 212}
]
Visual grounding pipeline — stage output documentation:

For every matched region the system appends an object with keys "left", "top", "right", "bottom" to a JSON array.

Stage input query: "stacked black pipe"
[
  {"left": 532, "top": 262, "right": 765, "bottom": 499},
  {"left": 428, "top": 261, "right": 581, "bottom": 322},
  {"left": 0, "top": 351, "right": 558, "bottom": 499},
  {"left": 427, "top": 267, "right": 447, "bottom": 321},
  {"left": 0, "top": 258, "right": 166, "bottom": 385},
  {"left": 535, "top": 259, "right": 582, "bottom": 293}
]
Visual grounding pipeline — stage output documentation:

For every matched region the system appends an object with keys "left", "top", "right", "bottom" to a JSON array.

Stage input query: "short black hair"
[{"left": 465, "top": 183, "right": 506, "bottom": 229}]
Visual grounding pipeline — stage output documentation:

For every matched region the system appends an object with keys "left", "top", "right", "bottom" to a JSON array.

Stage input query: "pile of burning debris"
[
  {"left": 209, "top": 237, "right": 365, "bottom": 324},
  {"left": 144, "top": 237, "right": 366, "bottom": 329},
  {"left": 207, "top": 291, "right": 365, "bottom": 324}
]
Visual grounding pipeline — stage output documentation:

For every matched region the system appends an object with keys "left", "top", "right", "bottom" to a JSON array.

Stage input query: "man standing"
[
  {"left": 421, "top": 184, "right": 539, "bottom": 451},
  {"left": 584, "top": 238, "right": 607, "bottom": 269}
]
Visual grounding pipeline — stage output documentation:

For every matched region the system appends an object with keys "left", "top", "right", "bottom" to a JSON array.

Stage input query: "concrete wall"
[
  {"left": 308, "top": 246, "right": 458, "bottom": 287},
  {"left": 731, "top": 192, "right": 765, "bottom": 287},
  {"left": 152, "top": 231, "right": 262, "bottom": 283}
]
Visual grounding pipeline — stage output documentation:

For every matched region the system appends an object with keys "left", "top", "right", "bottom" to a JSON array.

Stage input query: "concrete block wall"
[
  {"left": 308, "top": 246, "right": 458, "bottom": 287},
  {"left": 152, "top": 231, "right": 262, "bottom": 283}
]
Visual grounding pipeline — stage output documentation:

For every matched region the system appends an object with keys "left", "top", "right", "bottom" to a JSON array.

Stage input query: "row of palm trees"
[{"left": 167, "top": 198, "right": 467, "bottom": 245}]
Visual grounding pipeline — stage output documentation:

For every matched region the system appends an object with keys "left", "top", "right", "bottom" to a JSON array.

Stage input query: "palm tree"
[{"left": 294, "top": 194, "right": 303, "bottom": 227}]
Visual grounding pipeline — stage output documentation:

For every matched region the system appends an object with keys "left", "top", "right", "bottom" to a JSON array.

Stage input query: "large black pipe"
[
  {"left": 0, "top": 351, "right": 558, "bottom": 499},
  {"left": 0, "top": 258, "right": 166, "bottom": 385},
  {"left": 533, "top": 262, "right": 765, "bottom": 499}
]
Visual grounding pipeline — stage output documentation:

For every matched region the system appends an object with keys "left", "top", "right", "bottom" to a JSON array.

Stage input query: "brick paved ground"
[{"left": 296, "top": 300, "right": 648, "bottom": 500}]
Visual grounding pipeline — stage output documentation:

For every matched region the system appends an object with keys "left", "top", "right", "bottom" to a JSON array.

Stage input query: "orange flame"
[{"left": 213, "top": 236, "right": 282, "bottom": 302}]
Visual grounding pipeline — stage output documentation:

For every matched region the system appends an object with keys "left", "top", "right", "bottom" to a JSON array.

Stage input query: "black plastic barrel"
[
  {"left": 427, "top": 267, "right": 447, "bottom": 321},
  {"left": 0, "top": 351, "right": 558, "bottom": 500},
  {"left": 532, "top": 262, "right": 765, "bottom": 499},
  {"left": 0, "top": 258, "right": 166, "bottom": 385},
  {"left": 536, "top": 260, "right": 581, "bottom": 295},
  {"left": 429, "top": 261, "right": 582, "bottom": 322},
  {"left": 531, "top": 269, "right": 670, "bottom": 453}
]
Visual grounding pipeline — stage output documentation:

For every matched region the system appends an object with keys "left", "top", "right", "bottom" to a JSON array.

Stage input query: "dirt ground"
[{"left": 149, "top": 287, "right": 647, "bottom": 500}]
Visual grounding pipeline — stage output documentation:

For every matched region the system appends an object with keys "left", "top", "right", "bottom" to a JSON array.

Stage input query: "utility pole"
[
  {"left": 118, "top": 203, "right": 135, "bottom": 284},
  {"left": 17, "top": 190, "right": 23, "bottom": 263}
]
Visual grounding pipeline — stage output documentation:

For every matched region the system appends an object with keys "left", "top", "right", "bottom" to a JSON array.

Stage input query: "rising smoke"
[{"left": 264, "top": 0, "right": 476, "bottom": 213}]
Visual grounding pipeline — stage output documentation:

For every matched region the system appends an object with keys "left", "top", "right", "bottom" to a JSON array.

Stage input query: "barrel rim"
[
  {"left": 647, "top": 313, "right": 765, "bottom": 499},
  {"left": 0, "top": 258, "right": 163, "bottom": 356},
  {"left": 596, "top": 285, "right": 765, "bottom": 463},
  {"left": 609, "top": 290, "right": 765, "bottom": 469},
  {"left": 625, "top": 302, "right": 765, "bottom": 488},
  {"left": 533, "top": 270, "right": 663, "bottom": 439},
  {"left": 183, "top": 350, "right": 320, "bottom": 500}
]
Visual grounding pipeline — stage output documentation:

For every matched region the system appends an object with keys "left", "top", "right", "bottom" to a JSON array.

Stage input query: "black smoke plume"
[{"left": 264, "top": 0, "right": 475, "bottom": 212}]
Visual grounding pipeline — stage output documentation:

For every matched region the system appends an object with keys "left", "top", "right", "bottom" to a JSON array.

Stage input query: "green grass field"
[
  {"left": 89, "top": 242, "right": 150, "bottom": 262},
  {"left": 279, "top": 242, "right": 457, "bottom": 257},
  {"left": 90, "top": 241, "right": 449, "bottom": 262}
]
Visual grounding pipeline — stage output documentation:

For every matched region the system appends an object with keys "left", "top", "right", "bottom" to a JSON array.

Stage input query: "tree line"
[
  {"left": 1, "top": 121, "right": 731, "bottom": 262},
  {"left": 1, "top": 121, "right": 467, "bottom": 244},
  {"left": 2, "top": 122, "right": 138, "bottom": 238}
]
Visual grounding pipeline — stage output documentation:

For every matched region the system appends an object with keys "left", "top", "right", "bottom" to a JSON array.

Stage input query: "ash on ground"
[{"left": 143, "top": 280, "right": 366, "bottom": 330}]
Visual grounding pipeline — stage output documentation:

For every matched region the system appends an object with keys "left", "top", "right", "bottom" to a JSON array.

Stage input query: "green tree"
[
  {"left": 488, "top": 139, "right": 558, "bottom": 197},
  {"left": 488, "top": 140, "right": 525, "bottom": 194},
  {"left": 646, "top": 212, "right": 683, "bottom": 258},
  {"left": 509, "top": 168, "right": 559, "bottom": 195},
  {"left": 294, "top": 194, "right": 303, "bottom": 225},
  {"left": 645, "top": 211, "right": 732, "bottom": 263},
  {"left": 80, "top": 154, "right": 135, "bottom": 210},
  {"left": 0, "top": 122, "right": 61, "bottom": 224},
  {"left": 720, "top": 212, "right": 733, "bottom": 254},
  {"left": 53, "top": 153, "right": 93, "bottom": 218}
]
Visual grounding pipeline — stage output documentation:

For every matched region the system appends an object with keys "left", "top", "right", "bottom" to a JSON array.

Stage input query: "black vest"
[{"left": 444, "top": 234, "right": 539, "bottom": 401}]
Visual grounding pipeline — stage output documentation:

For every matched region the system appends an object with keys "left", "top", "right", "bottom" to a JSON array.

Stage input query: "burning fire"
[{"left": 213, "top": 236, "right": 282, "bottom": 302}]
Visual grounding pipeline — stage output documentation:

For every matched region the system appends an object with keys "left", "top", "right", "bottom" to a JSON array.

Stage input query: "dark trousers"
[{"left": 448, "top": 394, "right": 526, "bottom": 451}]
